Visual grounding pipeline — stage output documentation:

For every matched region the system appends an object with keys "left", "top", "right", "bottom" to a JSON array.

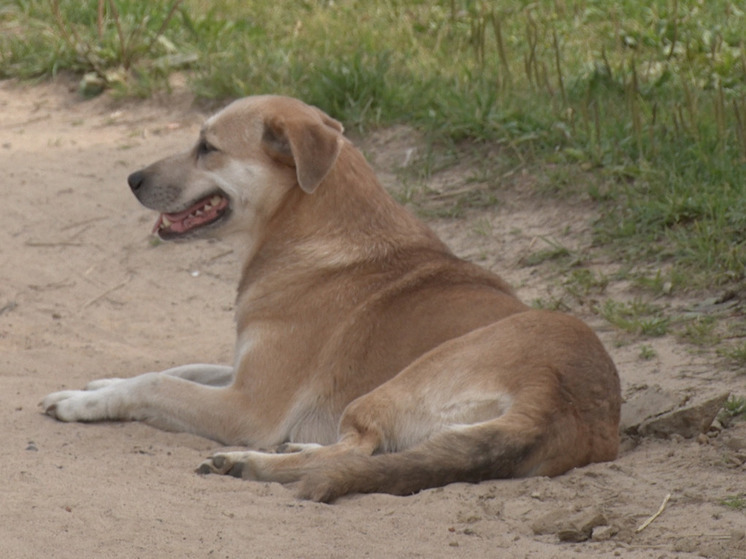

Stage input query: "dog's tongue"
[{"left": 152, "top": 195, "right": 227, "bottom": 235}]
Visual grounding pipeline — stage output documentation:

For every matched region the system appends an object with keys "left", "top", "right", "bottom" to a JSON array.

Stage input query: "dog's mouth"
[{"left": 153, "top": 192, "right": 230, "bottom": 239}]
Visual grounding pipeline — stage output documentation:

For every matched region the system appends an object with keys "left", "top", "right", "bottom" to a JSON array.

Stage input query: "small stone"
[
  {"left": 591, "top": 525, "right": 615, "bottom": 541},
  {"left": 620, "top": 385, "right": 678, "bottom": 435},
  {"left": 78, "top": 73, "right": 105, "bottom": 97},
  {"left": 558, "top": 528, "right": 589, "bottom": 542},
  {"left": 709, "top": 419, "right": 724, "bottom": 432},
  {"left": 531, "top": 507, "right": 606, "bottom": 541},
  {"left": 638, "top": 393, "right": 730, "bottom": 439}
]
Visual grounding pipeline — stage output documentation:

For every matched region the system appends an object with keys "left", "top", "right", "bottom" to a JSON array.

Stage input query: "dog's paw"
[
  {"left": 41, "top": 378, "right": 129, "bottom": 421},
  {"left": 41, "top": 390, "right": 91, "bottom": 421},
  {"left": 41, "top": 390, "right": 79, "bottom": 419},
  {"left": 40, "top": 388, "right": 114, "bottom": 422},
  {"left": 196, "top": 451, "right": 261, "bottom": 479}
]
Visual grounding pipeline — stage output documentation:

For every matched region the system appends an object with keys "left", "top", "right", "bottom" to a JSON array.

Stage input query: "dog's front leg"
[
  {"left": 80, "top": 364, "right": 234, "bottom": 391},
  {"left": 41, "top": 367, "right": 250, "bottom": 443},
  {"left": 161, "top": 364, "right": 233, "bottom": 386}
]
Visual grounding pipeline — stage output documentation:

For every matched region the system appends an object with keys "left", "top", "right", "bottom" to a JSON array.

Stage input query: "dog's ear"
[{"left": 262, "top": 111, "right": 344, "bottom": 193}]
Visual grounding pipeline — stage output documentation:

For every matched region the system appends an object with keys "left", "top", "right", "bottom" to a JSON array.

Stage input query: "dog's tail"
[{"left": 296, "top": 419, "right": 547, "bottom": 503}]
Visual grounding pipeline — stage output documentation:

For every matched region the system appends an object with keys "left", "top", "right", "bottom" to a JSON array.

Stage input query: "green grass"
[
  {"left": 720, "top": 341, "right": 746, "bottom": 369},
  {"left": 638, "top": 344, "right": 657, "bottom": 360},
  {"left": 720, "top": 494, "right": 746, "bottom": 512},
  {"left": 600, "top": 299, "right": 670, "bottom": 337},
  {"left": 721, "top": 395, "right": 746, "bottom": 419},
  {"left": 1, "top": 0, "right": 744, "bottom": 290}
]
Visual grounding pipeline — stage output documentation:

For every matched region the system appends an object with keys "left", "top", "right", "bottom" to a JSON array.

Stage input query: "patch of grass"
[
  {"left": 521, "top": 238, "right": 572, "bottom": 267},
  {"left": 531, "top": 296, "right": 570, "bottom": 313},
  {"left": 1, "top": 0, "right": 189, "bottom": 95},
  {"left": 677, "top": 316, "right": 720, "bottom": 347},
  {"left": 719, "top": 341, "right": 746, "bottom": 369},
  {"left": 720, "top": 494, "right": 746, "bottom": 512},
  {"left": 563, "top": 268, "right": 609, "bottom": 299},
  {"left": 638, "top": 344, "right": 657, "bottom": 360},
  {"left": 600, "top": 299, "right": 670, "bottom": 337},
  {"left": 721, "top": 395, "right": 746, "bottom": 420}
]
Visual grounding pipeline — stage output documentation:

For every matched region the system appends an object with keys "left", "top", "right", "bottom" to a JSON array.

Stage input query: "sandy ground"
[{"left": 1, "top": 78, "right": 744, "bottom": 558}]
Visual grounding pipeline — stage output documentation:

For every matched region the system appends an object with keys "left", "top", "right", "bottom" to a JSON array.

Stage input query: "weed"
[
  {"left": 721, "top": 396, "right": 746, "bottom": 420},
  {"left": 719, "top": 341, "right": 746, "bottom": 369},
  {"left": 531, "top": 297, "right": 570, "bottom": 312},
  {"left": 563, "top": 268, "right": 609, "bottom": 298},
  {"left": 677, "top": 316, "right": 720, "bottom": 347},
  {"left": 600, "top": 299, "right": 670, "bottom": 337},
  {"left": 720, "top": 494, "right": 746, "bottom": 512},
  {"left": 472, "top": 218, "right": 492, "bottom": 237},
  {"left": 638, "top": 344, "right": 657, "bottom": 360},
  {"left": 521, "top": 238, "right": 572, "bottom": 267}
]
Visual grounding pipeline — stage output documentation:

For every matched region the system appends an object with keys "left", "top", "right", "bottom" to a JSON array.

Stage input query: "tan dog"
[{"left": 42, "top": 95, "right": 621, "bottom": 502}]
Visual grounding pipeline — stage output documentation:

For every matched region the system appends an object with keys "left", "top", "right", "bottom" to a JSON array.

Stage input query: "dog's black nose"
[{"left": 127, "top": 170, "right": 145, "bottom": 193}]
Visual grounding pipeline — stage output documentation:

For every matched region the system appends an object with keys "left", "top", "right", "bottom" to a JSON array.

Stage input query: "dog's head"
[{"left": 127, "top": 95, "right": 345, "bottom": 241}]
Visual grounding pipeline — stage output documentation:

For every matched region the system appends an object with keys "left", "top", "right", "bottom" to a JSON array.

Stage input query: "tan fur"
[{"left": 42, "top": 95, "right": 621, "bottom": 502}]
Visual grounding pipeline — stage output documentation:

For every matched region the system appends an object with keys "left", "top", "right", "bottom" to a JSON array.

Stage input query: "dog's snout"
[{"left": 128, "top": 170, "right": 145, "bottom": 193}]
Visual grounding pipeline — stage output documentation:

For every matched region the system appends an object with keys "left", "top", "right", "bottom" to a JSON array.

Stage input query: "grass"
[
  {"left": 721, "top": 395, "right": 746, "bottom": 420},
  {"left": 638, "top": 344, "right": 657, "bottom": 360},
  {"left": 720, "top": 341, "right": 746, "bottom": 369},
  {"left": 0, "top": 0, "right": 744, "bottom": 290},
  {"left": 600, "top": 299, "right": 670, "bottom": 337},
  {"left": 720, "top": 494, "right": 746, "bottom": 512}
]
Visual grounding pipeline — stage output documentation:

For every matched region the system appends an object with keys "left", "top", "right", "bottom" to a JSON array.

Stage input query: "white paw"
[
  {"left": 41, "top": 390, "right": 81, "bottom": 418},
  {"left": 42, "top": 378, "right": 129, "bottom": 421},
  {"left": 41, "top": 389, "right": 112, "bottom": 422}
]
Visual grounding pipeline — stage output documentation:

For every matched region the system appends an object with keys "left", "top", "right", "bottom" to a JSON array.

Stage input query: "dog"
[{"left": 42, "top": 95, "right": 621, "bottom": 502}]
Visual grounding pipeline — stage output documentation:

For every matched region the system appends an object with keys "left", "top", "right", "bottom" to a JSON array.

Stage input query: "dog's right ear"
[{"left": 262, "top": 112, "right": 344, "bottom": 194}]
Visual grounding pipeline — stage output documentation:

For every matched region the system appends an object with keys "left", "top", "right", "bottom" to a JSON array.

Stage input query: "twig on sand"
[
  {"left": 81, "top": 275, "right": 132, "bottom": 309},
  {"left": 636, "top": 493, "right": 672, "bottom": 533}
]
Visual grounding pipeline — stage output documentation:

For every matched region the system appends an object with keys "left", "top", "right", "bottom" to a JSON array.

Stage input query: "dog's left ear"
[{"left": 262, "top": 110, "right": 344, "bottom": 193}]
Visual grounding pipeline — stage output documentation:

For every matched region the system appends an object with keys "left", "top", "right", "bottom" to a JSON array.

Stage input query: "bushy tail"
[{"left": 296, "top": 421, "right": 541, "bottom": 503}]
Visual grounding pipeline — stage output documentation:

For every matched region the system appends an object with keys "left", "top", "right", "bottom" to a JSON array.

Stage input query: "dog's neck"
[{"left": 233, "top": 141, "right": 449, "bottom": 314}]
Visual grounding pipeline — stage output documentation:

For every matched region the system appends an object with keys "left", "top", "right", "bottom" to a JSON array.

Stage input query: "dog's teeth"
[
  {"left": 161, "top": 216, "right": 172, "bottom": 228},
  {"left": 211, "top": 196, "right": 222, "bottom": 205},
  {"left": 195, "top": 210, "right": 204, "bottom": 216}
]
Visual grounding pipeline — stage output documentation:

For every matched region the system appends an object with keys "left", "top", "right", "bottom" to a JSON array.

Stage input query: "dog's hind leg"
[
  {"left": 202, "top": 311, "right": 619, "bottom": 501},
  {"left": 197, "top": 432, "right": 376, "bottom": 484}
]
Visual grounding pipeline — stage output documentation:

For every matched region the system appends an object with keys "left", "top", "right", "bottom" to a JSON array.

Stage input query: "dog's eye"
[{"left": 197, "top": 139, "right": 217, "bottom": 157}]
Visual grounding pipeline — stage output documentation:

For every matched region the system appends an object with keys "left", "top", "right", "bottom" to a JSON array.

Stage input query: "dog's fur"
[{"left": 42, "top": 95, "right": 621, "bottom": 502}]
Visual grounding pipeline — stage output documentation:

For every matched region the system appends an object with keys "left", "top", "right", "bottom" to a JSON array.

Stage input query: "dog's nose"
[{"left": 127, "top": 170, "right": 145, "bottom": 193}]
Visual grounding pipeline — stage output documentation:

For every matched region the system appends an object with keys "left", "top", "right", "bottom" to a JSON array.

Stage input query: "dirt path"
[{"left": 1, "top": 79, "right": 744, "bottom": 558}]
